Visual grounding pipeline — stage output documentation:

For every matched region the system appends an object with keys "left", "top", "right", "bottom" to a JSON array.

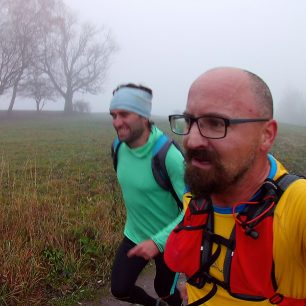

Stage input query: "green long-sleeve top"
[{"left": 116, "top": 126, "right": 185, "bottom": 251}]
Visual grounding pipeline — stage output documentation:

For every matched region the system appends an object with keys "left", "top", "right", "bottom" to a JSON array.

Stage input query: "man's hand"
[{"left": 127, "top": 239, "right": 160, "bottom": 260}]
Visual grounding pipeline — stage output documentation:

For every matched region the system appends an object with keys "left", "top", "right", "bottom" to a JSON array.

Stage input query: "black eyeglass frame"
[{"left": 168, "top": 114, "right": 270, "bottom": 139}]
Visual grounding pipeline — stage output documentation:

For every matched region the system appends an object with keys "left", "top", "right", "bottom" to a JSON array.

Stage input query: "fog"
[{"left": 5, "top": 0, "right": 306, "bottom": 123}]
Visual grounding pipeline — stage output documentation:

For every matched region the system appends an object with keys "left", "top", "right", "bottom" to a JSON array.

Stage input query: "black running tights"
[{"left": 111, "top": 236, "right": 182, "bottom": 306}]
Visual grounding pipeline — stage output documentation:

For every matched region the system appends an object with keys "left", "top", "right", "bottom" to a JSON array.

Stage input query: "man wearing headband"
[{"left": 109, "top": 83, "right": 184, "bottom": 306}]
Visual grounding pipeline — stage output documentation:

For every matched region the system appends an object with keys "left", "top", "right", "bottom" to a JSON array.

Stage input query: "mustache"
[{"left": 185, "top": 149, "right": 216, "bottom": 162}]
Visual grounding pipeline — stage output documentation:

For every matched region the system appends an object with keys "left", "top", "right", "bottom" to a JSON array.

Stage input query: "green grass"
[
  {"left": 0, "top": 112, "right": 124, "bottom": 305},
  {"left": 270, "top": 123, "right": 306, "bottom": 176},
  {"left": 0, "top": 111, "right": 305, "bottom": 305}
]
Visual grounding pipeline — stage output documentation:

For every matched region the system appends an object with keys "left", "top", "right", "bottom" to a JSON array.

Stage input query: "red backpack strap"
[
  {"left": 229, "top": 176, "right": 303, "bottom": 300},
  {"left": 164, "top": 196, "right": 212, "bottom": 279},
  {"left": 228, "top": 180, "right": 279, "bottom": 299}
]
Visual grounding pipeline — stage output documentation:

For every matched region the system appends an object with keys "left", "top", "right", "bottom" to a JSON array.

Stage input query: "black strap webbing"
[
  {"left": 186, "top": 284, "right": 218, "bottom": 306},
  {"left": 276, "top": 174, "right": 301, "bottom": 193}
]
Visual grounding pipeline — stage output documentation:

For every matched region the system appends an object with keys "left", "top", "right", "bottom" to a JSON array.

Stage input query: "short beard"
[
  {"left": 184, "top": 148, "right": 256, "bottom": 198},
  {"left": 123, "top": 128, "right": 144, "bottom": 146}
]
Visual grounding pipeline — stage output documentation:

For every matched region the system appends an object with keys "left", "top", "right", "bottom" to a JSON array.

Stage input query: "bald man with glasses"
[{"left": 164, "top": 67, "right": 306, "bottom": 306}]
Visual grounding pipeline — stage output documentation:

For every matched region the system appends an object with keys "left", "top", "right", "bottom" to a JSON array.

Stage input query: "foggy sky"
[{"left": 4, "top": 0, "right": 306, "bottom": 119}]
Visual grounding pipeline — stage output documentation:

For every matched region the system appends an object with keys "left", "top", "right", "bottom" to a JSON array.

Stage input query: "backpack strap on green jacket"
[
  {"left": 152, "top": 134, "right": 184, "bottom": 210},
  {"left": 111, "top": 137, "right": 121, "bottom": 171}
]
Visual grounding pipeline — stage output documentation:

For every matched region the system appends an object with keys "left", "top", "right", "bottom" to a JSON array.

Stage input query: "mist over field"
[{"left": 1, "top": 0, "right": 306, "bottom": 126}]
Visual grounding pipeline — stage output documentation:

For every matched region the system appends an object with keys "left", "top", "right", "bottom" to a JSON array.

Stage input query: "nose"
[{"left": 183, "top": 122, "right": 209, "bottom": 149}]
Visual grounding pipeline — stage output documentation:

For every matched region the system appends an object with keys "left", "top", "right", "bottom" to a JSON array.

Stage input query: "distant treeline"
[{"left": 0, "top": 0, "right": 117, "bottom": 113}]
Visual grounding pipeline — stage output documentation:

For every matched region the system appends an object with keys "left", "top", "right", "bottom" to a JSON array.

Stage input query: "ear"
[{"left": 260, "top": 119, "right": 277, "bottom": 151}]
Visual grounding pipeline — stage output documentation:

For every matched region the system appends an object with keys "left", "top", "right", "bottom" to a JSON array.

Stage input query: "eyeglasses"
[{"left": 168, "top": 114, "right": 270, "bottom": 139}]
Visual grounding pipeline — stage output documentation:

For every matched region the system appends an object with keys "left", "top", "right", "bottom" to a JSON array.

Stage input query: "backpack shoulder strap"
[
  {"left": 275, "top": 173, "right": 302, "bottom": 194},
  {"left": 111, "top": 137, "right": 122, "bottom": 171},
  {"left": 238, "top": 173, "right": 303, "bottom": 238},
  {"left": 152, "top": 134, "right": 184, "bottom": 210}
]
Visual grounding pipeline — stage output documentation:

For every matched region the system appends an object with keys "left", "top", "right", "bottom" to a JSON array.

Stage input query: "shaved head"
[
  {"left": 189, "top": 67, "right": 273, "bottom": 118},
  {"left": 244, "top": 70, "right": 273, "bottom": 117}
]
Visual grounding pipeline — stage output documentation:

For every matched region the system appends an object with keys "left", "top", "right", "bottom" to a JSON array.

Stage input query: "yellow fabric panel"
[
  {"left": 273, "top": 159, "right": 306, "bottom": 297},
  {"left": 273, "top": 178, "right": 306, "bottom": 297},
  {"left": 186, "top": 282, "right": 272, "bottom": 306}
]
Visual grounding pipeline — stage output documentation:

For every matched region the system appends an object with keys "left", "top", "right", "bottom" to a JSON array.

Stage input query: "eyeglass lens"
[{"left": 171, "top": 116, "right": 226, "bottom": 138}]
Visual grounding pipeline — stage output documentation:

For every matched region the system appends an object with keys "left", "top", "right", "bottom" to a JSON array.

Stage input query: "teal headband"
[{"left": 109, "top": 87, "right": 152, "bottom": 118}]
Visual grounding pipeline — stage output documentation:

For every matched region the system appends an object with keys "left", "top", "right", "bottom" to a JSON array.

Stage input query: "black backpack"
[{"left": 111, "top": 134, "right": 184, "bottom": 210}]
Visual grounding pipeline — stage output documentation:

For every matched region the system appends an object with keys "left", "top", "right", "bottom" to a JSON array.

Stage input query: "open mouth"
[
  {"left": 194, "top": 155, "right": 212, "bottom": 163},
  {"left": 187, "top": 150, "right": 215, "bottom": 168},
  {"left": 191, "top": 158, "right": 212, "bottom": 169}
]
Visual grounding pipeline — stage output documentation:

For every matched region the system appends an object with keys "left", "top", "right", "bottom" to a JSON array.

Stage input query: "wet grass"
[
  {"left": 271, "top": 123, "right": 306, "bottom": 176},
  {"left": 0, "top": 111, "right": 305, "bottom": 305},
  {"left": 0, "top": 112, "right": 124, "bottom": 305}
]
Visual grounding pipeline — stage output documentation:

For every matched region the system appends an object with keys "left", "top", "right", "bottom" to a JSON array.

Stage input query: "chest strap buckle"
[{"left": 269, "top": 293, "right": 284, "bottom": 304}]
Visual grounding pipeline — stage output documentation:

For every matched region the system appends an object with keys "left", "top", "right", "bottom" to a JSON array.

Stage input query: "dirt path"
[
  {"left": 81, "top": 265, "right": 186, "bottom": 306},
  {"left": 82, "top": 265, "right": 158, "bottom": 306}
]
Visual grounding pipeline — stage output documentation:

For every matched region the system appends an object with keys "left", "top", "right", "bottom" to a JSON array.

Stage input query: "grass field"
[{"left": 0, "top": 111, "right": 305, "bottom": 305}]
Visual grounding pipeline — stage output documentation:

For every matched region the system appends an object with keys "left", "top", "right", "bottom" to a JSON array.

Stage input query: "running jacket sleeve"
[{"left": 273, "top": 177, "right": 306, "bottom": 297}]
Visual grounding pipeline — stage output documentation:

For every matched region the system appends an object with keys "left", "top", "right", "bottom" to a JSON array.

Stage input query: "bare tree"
[
  {"left": 0, "top": 1, "right": 24, "bottom": 96},
  {"left": 0, "top": 0, "right": 47, "bottom": 112},
  {"left": 40, "top": 6, "right": 117, "bottom": 113},
  {"left": 0, "top": 0, "right": 116, "bottom": 113},
  {"left": 19, "top": 69, "right": 57, "bottom": 111},
  {"left": 0, "top": 33, "right": 19, "bottom": 95}
]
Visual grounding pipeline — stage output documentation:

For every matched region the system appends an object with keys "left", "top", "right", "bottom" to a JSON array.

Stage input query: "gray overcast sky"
[{"left": 8, "top": 0, "right": 306, "bottom": 117}]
